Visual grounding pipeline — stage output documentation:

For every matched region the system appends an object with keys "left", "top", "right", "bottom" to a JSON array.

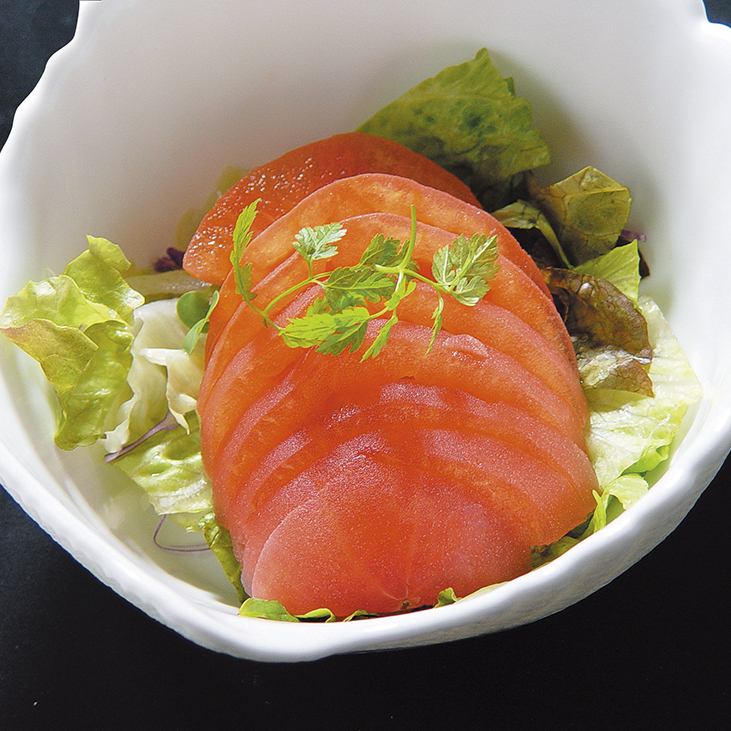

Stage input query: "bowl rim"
[{"left": 1, "top": 0, "right": 730, "bottom": 661}]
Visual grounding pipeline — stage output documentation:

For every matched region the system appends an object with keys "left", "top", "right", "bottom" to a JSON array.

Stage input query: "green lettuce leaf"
[
  {"left": 65, "top": 236, "right": 144, "bottom": 321},
  {"left": 584, "top": 474, "right": 650, "bottom": 536},
  {"left": 239, "top": 588, "right": 461, "bottom": 622},
  {"left": 103, "top": 299, "right": 203, "bottom": 452},
  {"left": 196, "top": 513, "right": 246, "bottom": 602},
  {"left": 94, "top": 293, "right": 243, "bottom": 598},
  {"left": 358, "top": 48, "right": 550, "bottom": 203},
  {"left": 112, "top": 412, "right": 211, "bottom": 515},
  {"left": 55, "top": 322, "right": 134, "bottom": 449},
  {"left": 544, "top": 267, "right": 652, "bottom": 364},
  {"left": 492, "top": 199, "right": 571, "bottom": 267},
  {"left": 1, "top": 277, "right": 115, "bottom": 333},
  {"left": 239, "top": 598, "right": 301, "bottom": 622},
  {"left": 586, "top": 297, "right": 702, "bottom": 488},
  {"left": 535, "top": 299, "right": 699, "bottom": 569},
  {"left": 603, "top": 474, "right": 649, "bottom": 521},
  {"left": 125, "top": 270, "right": 210, "bottom": 300},
  {"left": 573, "top": 240, "right": 641, "bottom": 304},
  {"left": 435, "top": 587, "right": 459, "bottom": 607},
  {"left": 530, "top": 166, "right": 632, "bottom": 264},
  {"left": 0, "top": 238, "right": 143, "bottom": 449},
  {"left": 238, "top": 597, "right": 375, "bottom": 623},
  {"left": 535, "top": 474, "right": 649, "bottom": 564}
]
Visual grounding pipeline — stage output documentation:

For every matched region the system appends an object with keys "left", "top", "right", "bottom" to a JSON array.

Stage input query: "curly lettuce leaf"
[
  {"left": 1, "top": 277, "right": 115, "bottom": 334},
  {"left": 586, "top": 297, "right": 701, "bottom": 488},
  {"left": 112, "top": 412, "right": 211, "bottom": 514},
  {"left": 101, "top": 297, "right": 241, "bottom": 598},
  {"left": 603, "top": 474, "right": 649, "bottom": 519},
  {"left": 534, "top": 298, "right": 699, "bottom": 570},
  {"left": 535, "top": 474, "right": 650, "bottom": 563},
  {"left": 65, "top": 236, "right": 144, "bottom": 321},
  {"left": 573, "top": 240, "right": 641, "bottom": 304},
  {"left": 55, "top": 322, "right": 134, "bottom": 449},
  {"left": 564, "top": 241, "right": 650, "bottom": 394},
  {"left": 544, "top": 268, "right": 650, "bottom": 362},
  {"left": 0, "top": 238, "right": 143, "bottom": 449},
  {"left": 573, "top": 339, "right": 653, "bottom": 396},
  {"left": 358, "top": 48, "right": 550, "bottom": 202},
  {"left": 531, "top": 166, "right": 632, "bottom": 264},
  {"left": 238, "top": 597, "right": 375, "bottom": 623},
  {"left": 239, "top": 588, "right": 461, "bottom": 622},
  {"left": 540, "top": 243, "right": 649, "bottom": 396},
  {"left": 435, "top": 587, "right": 459, "bottom": 607},
  {"left": 103, "top": 299, "right": 203, "bottom": 452}
]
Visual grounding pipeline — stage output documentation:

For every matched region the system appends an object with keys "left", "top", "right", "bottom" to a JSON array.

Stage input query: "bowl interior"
[{"left": 1, "top": 0, "right": 730, "bottom": 660}]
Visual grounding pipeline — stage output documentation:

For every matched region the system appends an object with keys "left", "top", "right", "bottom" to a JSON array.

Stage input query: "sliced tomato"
[
  {"left": 246, "top": 451, "right": 532, "bottom": 616},
  {"left": 182, "top": 133, "right": 480, "bottom": 285},
  {"left": 199, "top": 213, "right": 575, "bottom": 414},
  {"left": 207, "top": 317, "right": 588, "bottom": 523},
  {"left": 229, "top": 384, "right": 596, "bottom": 589},
  {"left": 205, "top": 173, "right": 549, "bottom": 352}
]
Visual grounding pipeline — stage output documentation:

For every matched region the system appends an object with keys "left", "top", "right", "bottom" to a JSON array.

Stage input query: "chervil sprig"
[
  {"left": 293, "top": 223, "right": 347, "bottom": 277},
  {"left": 230, "top": 199, "right": 260, "bottom": 304},
  {"left": 229, "top": 199, "right": 283, "bottom": 329},
  {"left": 432, "top": 232, "right": 500, "bottom": 305},
  {"left": 229, "top": 204, "right": 499, "bottom": 359}
]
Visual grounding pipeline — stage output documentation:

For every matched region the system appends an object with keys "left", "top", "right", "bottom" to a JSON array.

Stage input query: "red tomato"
[{"left": 182, "top": 132, "right": 480, "bottom": 285}]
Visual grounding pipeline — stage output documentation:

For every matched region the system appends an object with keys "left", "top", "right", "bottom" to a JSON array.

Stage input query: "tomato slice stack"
[
  {"left": 183, "top": 131, "right": 480, "bottom": 286},
  {"left": 186, "top": 134, "right": 597, "bottom": 617}
]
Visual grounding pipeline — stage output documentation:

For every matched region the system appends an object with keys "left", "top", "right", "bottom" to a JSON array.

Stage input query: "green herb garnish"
[
  {"left": 180, "top": 289, "right": 220, "bottom": 354},
  {"left": 230, "top": 198, "right": 259, "bottom": 302},
  {"left": 231, "top": 206, "right": 499, "bottom": 359},
  {"left": 293, "top": 222, "right": 347, "bottom": 275}
]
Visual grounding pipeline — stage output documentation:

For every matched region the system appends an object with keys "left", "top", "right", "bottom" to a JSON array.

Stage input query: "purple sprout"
[
  {"left": 152, "top": 516, "right": 209, "bottom": 553},
  {"left": 154, "top": 246, "right": 186, "bottom": 272},
  {"left": 104, "top": 412, "right": 179, "bottom": 463},
  {"left": 620, "top": 228, "right": 648, "bottom": 243}
]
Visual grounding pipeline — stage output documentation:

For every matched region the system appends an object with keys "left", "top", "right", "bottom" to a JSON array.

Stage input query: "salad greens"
[
  {"left": 529, "top": 166, "right": 633, "bottom": 264},
  {"left": 573, "top": 239, "right": 642, "bottom": 303},
  {"left": 239, "top": 598, "right": 373, "bottom": 623},
  {"left": 102, "top": 298, "right": 202, "bottom": 452},
  {"left": 0, "top": 47, "right": 701, "bottom": 622},
  {"left": 584, "top": 297, "right": 701, "bottom": 486},
  {"left": 492, "top": 200, "right": 572, "bottom": 267},
  {"left": 359, "top": 48, "right": 551, "bottom": 207},
  {"left": 0, "top": 237, "right": 142, "bottom": 449},
  {"left": 111, "top": 413, "right": 210, "bottom": 515}
]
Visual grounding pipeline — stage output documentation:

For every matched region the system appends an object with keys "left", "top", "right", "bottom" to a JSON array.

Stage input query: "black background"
[{"left": 1, "top": 1, "right": 729, "bottom": 728}]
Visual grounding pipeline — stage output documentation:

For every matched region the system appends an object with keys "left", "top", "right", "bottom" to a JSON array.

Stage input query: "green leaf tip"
[
  {"left": 293, "top": 222, "right": 347, "bottom": 269},
  {"left": 230, "top": 199, "right": 261, "bottom": 302},
  {"left": 359, "top": 48, "right": 550, "bottom": 203}
]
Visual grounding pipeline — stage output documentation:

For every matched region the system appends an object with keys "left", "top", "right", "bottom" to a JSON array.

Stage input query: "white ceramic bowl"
[{"left": 1, "top": 0, "right": 730, "bottom": 661}]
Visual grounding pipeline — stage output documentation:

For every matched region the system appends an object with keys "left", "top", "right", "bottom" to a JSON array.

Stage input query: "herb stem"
[
  {"left": 262, "top": 272, "right": 330, "bottom": 316},
  {"left": 403, "top": 205, "right": 418, "bottom": 263},
  {"left": 368, "top": 305, "right": 390, "bottom": 321},
  {"left": 252, "top": 303, "right": 281, "bottom": 330}
]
